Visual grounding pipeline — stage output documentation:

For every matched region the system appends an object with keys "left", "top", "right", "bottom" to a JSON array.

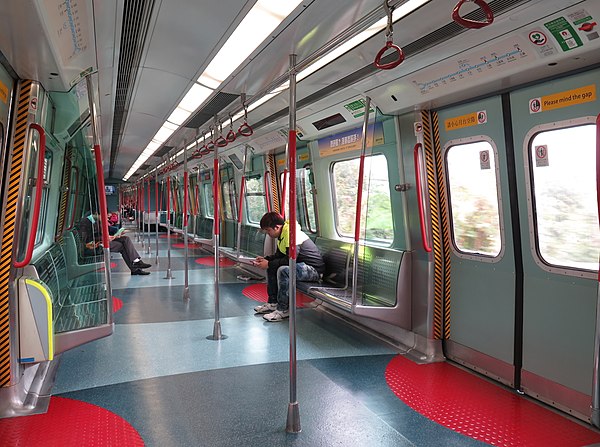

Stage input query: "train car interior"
[{"left": 1, "top": 0, "right": 600, "bottom": 445}]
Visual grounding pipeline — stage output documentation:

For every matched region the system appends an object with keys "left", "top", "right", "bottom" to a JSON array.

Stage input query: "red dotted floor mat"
[
  {"left": 242, "top": 283, "right": 314, "bottom": 308},
  {"left": 112, "top": 296, "right": 123, "bottom": 312},
  {"left": 172, "top": 242, "right": 202, "bottom": 249},
  {"left": 194, "top": 257, "right": 236, "bottom": 267},
  {"left": 0, "top": 397, "right": 144, "bottom": 446},
  {"left": 385, "top": 355, "right": 600, "bottom": 447}
]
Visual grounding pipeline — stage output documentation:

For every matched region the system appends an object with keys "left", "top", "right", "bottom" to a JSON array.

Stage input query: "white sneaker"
[
  {"left": 263, "top": 309, "right": 289, "bottom": 322},
  {"left": 254, "top": 302, "right": 277, "bottom": 314}
]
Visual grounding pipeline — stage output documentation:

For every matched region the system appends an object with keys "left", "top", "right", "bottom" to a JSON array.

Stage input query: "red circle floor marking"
[
  {"left": 172, "top": 242, "right": 202, "bottom": 249},
  {"left": 195, "top": 257, "right": 236, "bottom": 267},
  {"left": 97, "top": 262, "right": 118, "bottom": 272},
  {"left": 385, "top": 355, "right": 600, "bottom": 447},
  {"left": 112, "top": 296, "right": 123, "bottom": 312},
  {"left": 0, "top": 396, "right": 144, "bottom": 446},
  {"left": 159, "top": 233, "right": 179, "bottom": 238},
  {"left": 242, "top": 283, "right": 314, "bottom": 308}
]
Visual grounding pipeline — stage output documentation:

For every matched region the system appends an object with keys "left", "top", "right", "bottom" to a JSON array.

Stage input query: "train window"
[
  {"left": 299, "top": 167, "right": 317, "bottom": 233},
  {"left": 203, "top": 182, "right": 214, "bottom": 217},
  {"left": 529, "top": 124, "right": 598, "bottom": 271},
  {"left": 222, "top": 179, "right": 236, "bottom": 220},
  {"left": 245, "top": 176, "right": 267, "bottom": 224},
  {"left": 331, "top": 154, "right": 393, "bottom": 244},
  {"left": 280, "top": 167, "right": 318, "bottom": 233},
  {"left": 446, "top": 140, "right": 501, "bottom": 257}
]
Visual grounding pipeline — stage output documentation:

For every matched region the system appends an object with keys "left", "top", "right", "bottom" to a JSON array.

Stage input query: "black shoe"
[
  {"left": 131, "top": 268, "right": 150, "bottom": 275},
  {"left": 133, "top": 260, "right": 152, "bottom": 269}
]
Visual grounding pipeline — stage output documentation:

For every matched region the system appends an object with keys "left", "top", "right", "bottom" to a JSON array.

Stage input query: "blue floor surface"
[{"left": 54, "top": 233, "right": 488, "bottom": 446}]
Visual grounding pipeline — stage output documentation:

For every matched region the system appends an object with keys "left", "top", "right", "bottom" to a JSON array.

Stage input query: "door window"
[
  {"left": 446, "top": 139, "right": 502, "bottom": 258},
  {"left": 529, "top": 124, "right": 598, "bottom": 271}
]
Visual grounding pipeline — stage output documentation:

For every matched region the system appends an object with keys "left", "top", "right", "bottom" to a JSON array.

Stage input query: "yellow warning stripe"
[
  {"left": 56, "top": 146, "right": 72, "bottom": 234},
  {"left": 421, "top": 111, "right": 444, "bottom": 340},
  {"left": 431, "top": 112, "right": 451, "bottom": 338},
  {"left": 1, "top": 80, "right": 32, "bottom": 386},
  {"left": 267, "top": 154, "right": 279, "bottom": 214}
]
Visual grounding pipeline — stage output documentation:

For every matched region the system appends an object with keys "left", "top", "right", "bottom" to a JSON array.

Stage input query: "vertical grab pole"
[
  {"left": 136, "top": 185, "right": 141, "bottom": 242},
  {"left": 286, "top": 53, "right": 301, "bottom": 434},
  {"left": 146, "top": 178, "right": 152, "bottom": 254},
  {"left": 183, "top": 140, "right": 190, "bottom": 301},
  {"left": 155, "top": 167, "right": 159, "bottom": 265},
  {"left": 236, "top": 145, "right": 248, "bottom": 259},
  {"left": 592, "top": 113, "right": 600, "bottom": 428},
  {"left": 140, "top": 181, "right": 145, "bottom": 249},
  {"left": 164, "top": 173, "right": 174, "bottom": 279},
  {"left": 85, "top": 75, "right": 113, "bottom": 320},
  {"left": 351, "top": 96, "right": 371, "bottom": 308},
  {"left": 208, "top": 132, "right": 227, "bottom": 341}
]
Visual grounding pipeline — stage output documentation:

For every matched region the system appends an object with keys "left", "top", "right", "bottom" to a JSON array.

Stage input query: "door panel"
[
  {"left": 510, "top": 69, "right": 599, "bottom": 418},
  {"left": 436, "top": 96, "right": 517, "bottom": 385}
]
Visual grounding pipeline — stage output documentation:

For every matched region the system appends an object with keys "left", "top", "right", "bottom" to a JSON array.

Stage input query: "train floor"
[{"left": 3, "top": 230, "right": 600, "bottom": 446}]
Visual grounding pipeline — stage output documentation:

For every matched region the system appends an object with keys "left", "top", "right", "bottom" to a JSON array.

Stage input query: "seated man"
[
  {"left": 78, "top": 211, "right": 151, "bottom": 275},
  {"left": 252, "top": 212, "right": 324, "bottom": 322}
]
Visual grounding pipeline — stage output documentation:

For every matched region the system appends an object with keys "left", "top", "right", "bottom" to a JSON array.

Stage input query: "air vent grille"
[
  {"left": 185, "top": 92, "right": 240, "bottom": 129},
  {"left": 109, "top": 0, "right": 156, "bottom": 177},
  {"left": 154, "top": 145, "right": 173, "bottom": 158}
]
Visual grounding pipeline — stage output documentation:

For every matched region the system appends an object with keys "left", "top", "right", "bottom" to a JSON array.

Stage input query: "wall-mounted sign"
[
  {"left": 317, "top": 122, "right": 384, "bottom": 157},
  {"left": 528, "top": 84, "right": 596, "bottom": 114}
]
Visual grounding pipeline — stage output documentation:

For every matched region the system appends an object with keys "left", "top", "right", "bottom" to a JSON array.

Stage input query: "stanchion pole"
[
  {"left": 183, "top": 140, "right": 190, "bottom": 301},
  {"left": 155, "top": 166, "right": 159, "bottom": 265},
  {"left": 208, "top": 124, "right": 226, "bottom": 340},
  {"left": 286, "top": 53, "right": 300, "bottom": 434},
  {"left": 164, "top": 171, "right": 174, "bottom": 279}
]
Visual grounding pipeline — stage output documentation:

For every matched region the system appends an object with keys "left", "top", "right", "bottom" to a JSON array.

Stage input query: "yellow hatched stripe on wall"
[
  {"left": 431, "top": 111, "right": 451, "bottom": 339},
  {"left": 421, "top": 111, "right": 445, "bottom": 340},
  {"left": 267, "top": 154, "right": 279, "bottom": 214},
  {"left": 0, "top": 80, "right": 32, "bottom": 387},
  {"left": 57, "top": 146, "right": 72, "bottom": 234}
]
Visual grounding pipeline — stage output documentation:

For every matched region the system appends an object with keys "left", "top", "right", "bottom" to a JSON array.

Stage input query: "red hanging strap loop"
[
  {"left": 374, "top": 41, "right": 405, "bottom": 70},
  {"left": 238, "top": 122, "right": 253, "bottom": 137},
  {"left": 452, "top": 0, "right": 494, "bottom": 29},
  {"left": 226, "top": 115, "right": 236, "bottom": 142},
  {"left": 374, "top": 0, "right": 404, "bottom": 70}
]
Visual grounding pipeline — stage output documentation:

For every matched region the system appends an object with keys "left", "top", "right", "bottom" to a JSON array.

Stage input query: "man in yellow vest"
[{"left": 252, "top": 212, "right": 324, "bottom": 322}]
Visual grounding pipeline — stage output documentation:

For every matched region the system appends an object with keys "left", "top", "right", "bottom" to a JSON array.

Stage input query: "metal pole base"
[
  {"left": 206, "top": 320, "right": 227, "bottom": 340},
  {"left": 286, "top": 402, "right": 301, "bottom": 433},
  {"left": 164, "top": 268, "right": 174, "bottom": 279},
  {"left": 146, "top": 245, "right": 151, "bottom": 254},
  {"left": 183, "top": 287, "right": 190, "bottom": 301}
]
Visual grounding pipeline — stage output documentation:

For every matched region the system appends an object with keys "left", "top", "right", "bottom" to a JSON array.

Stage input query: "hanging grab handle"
[
  {"left": 374, "top": 0, "right": 405, "bottom": 70},
  {"left": 238, "top": 103, "right": 254, "bottom": 136},
  {"left": 226, "top": 115, "right": 236, "bottom": 142},
  {"left": 452, "top": 0, "right": 494, "bottom": 29},
  {"left": 413, "top": 143, "right": 432, "bottom": 253},
  {"left": 14, "top": 123, "right": 46, "bottom": 268}
]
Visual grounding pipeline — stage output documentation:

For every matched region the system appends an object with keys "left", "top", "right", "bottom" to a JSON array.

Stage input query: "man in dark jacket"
[
  {"left": 78, "top": 211, "right": 151, "bottom": 275},
  {"left": 252, "top": 212, "right": 324, "bottom": 322}
]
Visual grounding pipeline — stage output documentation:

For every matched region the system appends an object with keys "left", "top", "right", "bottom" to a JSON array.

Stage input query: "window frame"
[
  {"left": 330, "top": 153, "right": 394, "bottom": 245},
  {"left": 443, "top": 135, "right": 505, "bottom": 263},
  {"left": 523, "top": 116, "right": 598, "bottom": 279}
]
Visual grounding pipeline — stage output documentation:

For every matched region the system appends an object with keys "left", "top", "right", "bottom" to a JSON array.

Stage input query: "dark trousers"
[{"left": 109, "top": 236, "right": 140, "bottom": 270}]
